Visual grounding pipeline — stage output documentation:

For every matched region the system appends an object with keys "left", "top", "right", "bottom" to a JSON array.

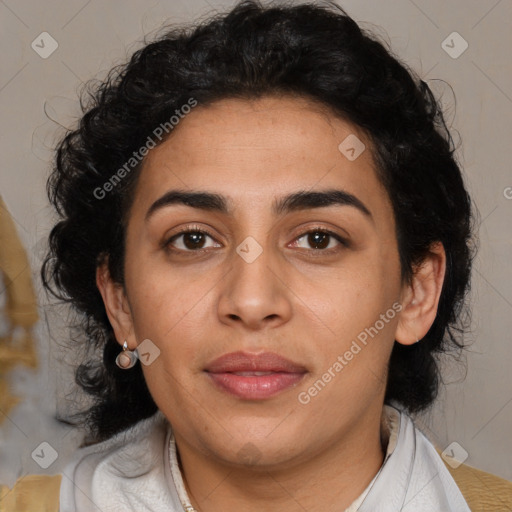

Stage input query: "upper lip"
[{"left": 204, "top": 351, "right": 307, "bottom": 373}]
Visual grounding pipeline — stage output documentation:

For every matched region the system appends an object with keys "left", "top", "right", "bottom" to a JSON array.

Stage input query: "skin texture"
[{"left": 97, "top": 96, "right": 446, "bottom": 511}]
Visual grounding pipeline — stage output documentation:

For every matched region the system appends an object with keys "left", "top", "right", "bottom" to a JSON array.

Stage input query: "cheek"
[
  {"left": 131, "top": 282, "right": 212, "bottom": 413},
  {"left": 125, "top": 244, "right": 215, "bottom": 332},
  {"left": 299, "top": 246, "right": 401, "bottom": 388},
  {"left": 311, "top": 254, "right": 400, "bottom": 339},
  {"left": 124, "top": 270, "right": 218, "bottom": 387}
]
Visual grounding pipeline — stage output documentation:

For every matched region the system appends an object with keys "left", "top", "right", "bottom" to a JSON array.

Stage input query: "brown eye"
[
  {"left": 307, "top": 232, "right": 330, "bottom": 249},
  {"left": 182, "top": 232, "right": 207, "bottom": 250},
  {"left": 293, "top": 230, "right": 346, "bottom": 251},
  {"left": 166, "top": 229, "right": 221, "bottom": 252}
]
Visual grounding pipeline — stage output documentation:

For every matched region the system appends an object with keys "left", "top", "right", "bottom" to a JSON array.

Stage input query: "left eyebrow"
[
  {"left": 145, "top": 188, "right": 372, "bottom": 221},
  {"left": 273, "top": 189, "right": 372, "bottom": 219}
]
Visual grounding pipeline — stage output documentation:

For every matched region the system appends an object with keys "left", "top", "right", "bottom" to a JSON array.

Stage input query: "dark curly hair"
[{"left": 42, "top": 0, "right": 475, "bottom": 444}]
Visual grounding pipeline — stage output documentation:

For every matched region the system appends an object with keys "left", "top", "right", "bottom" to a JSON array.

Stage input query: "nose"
[{"left": 217, "top": 242, "right": 293, "bottom": 331}]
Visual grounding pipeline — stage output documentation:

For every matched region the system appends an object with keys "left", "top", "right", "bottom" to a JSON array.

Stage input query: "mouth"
[{"left": 204, "top": 351, "right": 307, "bottom": 400}]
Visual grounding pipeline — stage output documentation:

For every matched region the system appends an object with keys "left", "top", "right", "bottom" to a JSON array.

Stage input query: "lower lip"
[{"left": 206, "top": 372, "right": 305, "bottom": 400}]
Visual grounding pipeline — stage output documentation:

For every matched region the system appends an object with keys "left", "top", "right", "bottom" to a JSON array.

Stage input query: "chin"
[{"left": 199, "top": 422, "right": 308, "bottom": 470}]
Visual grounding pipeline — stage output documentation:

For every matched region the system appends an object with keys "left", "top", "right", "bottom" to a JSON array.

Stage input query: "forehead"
[{"left": 130, "top": 95, "right": 392, "bottom": 222}]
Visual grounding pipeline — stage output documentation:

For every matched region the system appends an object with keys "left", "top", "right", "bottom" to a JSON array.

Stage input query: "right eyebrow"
[{"left": 145, "top": 190, "right": 229, "bottom": 222}]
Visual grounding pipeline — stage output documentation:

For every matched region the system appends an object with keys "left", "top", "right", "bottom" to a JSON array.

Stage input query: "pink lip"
[{"left": 204, "top": 351, "right": 307, "bottom": 400}]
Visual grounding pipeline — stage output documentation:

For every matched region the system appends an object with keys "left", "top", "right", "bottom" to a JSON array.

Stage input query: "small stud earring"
[{"left": 115, "top": 340, "right": 138, "bottom": 369}]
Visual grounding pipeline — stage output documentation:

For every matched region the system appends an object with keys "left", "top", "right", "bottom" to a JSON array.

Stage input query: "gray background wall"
[{"left": 0, "top": 0, "right": 511, "bottom": 485}]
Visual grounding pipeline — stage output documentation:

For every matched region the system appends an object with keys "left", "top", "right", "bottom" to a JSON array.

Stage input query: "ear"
[
  {"left": 96, "top": 260, "right": 136, "bottom": 350},
  {"left": 395, "top": 242, "right": 446, "bottom": 345}
]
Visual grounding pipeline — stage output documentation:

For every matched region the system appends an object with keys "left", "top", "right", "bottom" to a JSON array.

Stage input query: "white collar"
[
  {"left": 61, "top": 404, "right": 470, "bottom": 511},
  {"left": 168, "top": 427, "right": 196, "bottom": 511}
]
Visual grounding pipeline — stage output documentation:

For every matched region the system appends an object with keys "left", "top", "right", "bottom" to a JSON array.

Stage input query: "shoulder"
[
  {"left": 438, "top": 450, "right": 512, "bottom": 510},
  {"left": 374, "top": 406, "right": 497, "bottom": 511},
  {"left": 403, "top": 404, "right": 512, "bottom": 510},
  {"left": 64, "top": 410, "right": 169, "bottom": 479},
  {"left": 0, "top": 474, "right": 61, "bottom": 512},
  {"left": 60, "top": 411, "right": 175, "bottom": 510},
  {"left": 0, "top": 412, "right": 170, "bottom": 512}
]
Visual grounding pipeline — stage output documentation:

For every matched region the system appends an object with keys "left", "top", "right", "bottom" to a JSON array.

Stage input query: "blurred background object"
[{"left": 0, "top": 195, "right": 39, "bottom": 421}]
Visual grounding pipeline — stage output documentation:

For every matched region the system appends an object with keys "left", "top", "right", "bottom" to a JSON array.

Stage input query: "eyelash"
[{"left": 163, "top": 224, "right": 349, "bottom": 256}]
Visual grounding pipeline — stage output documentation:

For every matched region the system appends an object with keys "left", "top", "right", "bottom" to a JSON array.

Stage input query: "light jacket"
[{"left": 2, "top": 405, "right": 512, "bottom": 511}]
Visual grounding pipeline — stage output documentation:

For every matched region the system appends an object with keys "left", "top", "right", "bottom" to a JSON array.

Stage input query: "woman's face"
[{"left": 108, "top": 96, "right": 409, "bottom": 468}]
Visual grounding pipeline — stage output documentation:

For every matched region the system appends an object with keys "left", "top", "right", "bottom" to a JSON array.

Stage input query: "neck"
[{"left": 174, "top": 406, "right": 387, "bottom": 512}]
